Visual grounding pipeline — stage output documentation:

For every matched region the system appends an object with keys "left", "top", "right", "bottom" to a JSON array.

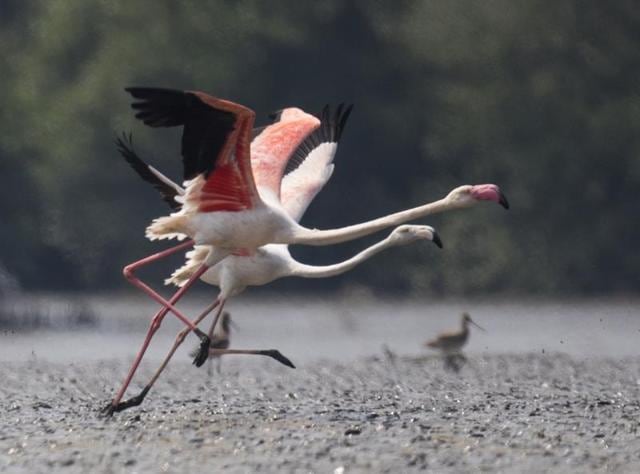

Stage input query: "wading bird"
[
  {"left": 189, "top": 311, "right": 233, "bottom": 376},
  {"left": 121, "top": 87, "right": 508, "bottom": 371},
  {"left": 425, "top": 312, "right": 484, "bottom": 371},
  {"left": 105, "top": 103, "right": 352, "bottom": 414},
  {"left": 106, "top": 120, "right": 443, "bottom": 413}
]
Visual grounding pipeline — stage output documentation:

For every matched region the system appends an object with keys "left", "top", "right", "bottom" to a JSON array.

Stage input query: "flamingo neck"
[
  {"left": 292, "top": 198, "right": 455, "bottom": 246},
  {"left": 290, "top": 236, "right": 395, "bottom": 278}
]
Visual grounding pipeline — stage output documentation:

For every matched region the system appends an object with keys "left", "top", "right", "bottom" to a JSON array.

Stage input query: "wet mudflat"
[{"left": 1, "top": 353, "right": 640, "bottom": 473}]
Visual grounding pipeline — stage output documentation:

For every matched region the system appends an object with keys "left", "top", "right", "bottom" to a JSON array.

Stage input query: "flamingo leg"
[
  {"left": 103, "top": 243, "right": 233, "bottom": 415},
  {"left": 105, "top": 246, "right": 233, "bottom": 414},
  {"left": 102, "top": 262, "right": 212, "bottom": 416},
  {"left": 111, "top": 343, "right": 296, "bottom": 414},
  {"left": 109, "top": 303, "right": 296, "bottom": 414},
  {"left": 207, "top": 348, "right": 296, "bottom": 368},
  {"left": 122, "top": 241, "right": 210, "bottom": 332},
  {"left": 107, "top": 298, "right": 221, "bottom": 414}
]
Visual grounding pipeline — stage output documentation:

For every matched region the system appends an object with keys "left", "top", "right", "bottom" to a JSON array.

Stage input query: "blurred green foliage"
[{"left": 1, "top": 0, "right": 638, "bottom": 295}]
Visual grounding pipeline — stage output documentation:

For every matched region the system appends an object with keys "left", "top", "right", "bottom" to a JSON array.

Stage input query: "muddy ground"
[{"left": 1, "top": 353, "right": 640, "bottom": 473}]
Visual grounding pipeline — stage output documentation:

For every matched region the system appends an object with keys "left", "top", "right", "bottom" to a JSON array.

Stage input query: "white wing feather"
[{"left": 280, "top": 142, "right": 338, "bottom": 223}]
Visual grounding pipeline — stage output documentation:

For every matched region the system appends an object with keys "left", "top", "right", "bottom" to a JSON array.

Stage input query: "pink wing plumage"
[
  {"left": 250, "top": 108, "right": 320, "bottom": 200},
  {"left": 280, "top": 105, "right": 353, "bottom": 222}
]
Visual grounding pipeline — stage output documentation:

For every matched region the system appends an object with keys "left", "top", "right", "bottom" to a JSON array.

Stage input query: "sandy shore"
[{"left": 1, "top": 353, "right": 640, "bottom": 473}]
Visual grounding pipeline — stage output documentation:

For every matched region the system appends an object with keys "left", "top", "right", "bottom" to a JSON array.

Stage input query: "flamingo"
[
  {"left": 105, "top": 111, "right": 443, "bottom": 413},
  {"left": 105, "top": 103, "right": 353, "bottom": 415},
  {"left": 120, "top": 87, "right": 508, "bottom": 354},
  {"left": 106, "top": 89, "right": 508, "bottom": 414},
  {"left": 126, "top": 88, "right": 507, "bottom": 257}
]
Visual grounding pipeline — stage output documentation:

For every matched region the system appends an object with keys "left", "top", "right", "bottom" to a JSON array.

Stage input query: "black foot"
[
  {"left": 100, "top": 386, "right": 150, "bottom": 416},
  {"left": 192, "top": 335, "right": 211, "bottom": 367},
  {"left": 261, "top": 350, "right": 296, "bottom": 369},
  {"left": 101, "top": 402, "right": 116, "bottom": 417}
]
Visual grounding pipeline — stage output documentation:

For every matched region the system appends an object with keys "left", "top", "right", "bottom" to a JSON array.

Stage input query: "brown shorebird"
[
  {"left": 190, "top": 312, "right": 234, "bottom": 375},
  {"left": 425, "top": 313, "right": 484, "bottom": 371}
]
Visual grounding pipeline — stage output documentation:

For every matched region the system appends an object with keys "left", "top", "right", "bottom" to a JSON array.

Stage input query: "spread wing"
[
  {"left": 126, "top": 87, "right": 259, "bottom": 213},
  {"left": 115, "top": 132, "right": 183, "bottom": 211},
  {"left": 249, "top": 108, "right": 320, "bottom": 200},
  {"left": 279, "top": 104, "right": 353, "bottom": 222}
]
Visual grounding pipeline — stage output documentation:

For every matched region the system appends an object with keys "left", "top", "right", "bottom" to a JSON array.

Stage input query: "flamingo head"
[
  {"left": 446, "top": 184, "right": 509, "bottom": 209},
  {"left": 387, "top": 225, "right": 443, "bottom": 248}
]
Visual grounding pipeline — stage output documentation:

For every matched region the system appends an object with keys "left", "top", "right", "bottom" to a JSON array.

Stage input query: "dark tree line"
[{"left": 1, "top": 0, "right": 638, "bottom": 295}]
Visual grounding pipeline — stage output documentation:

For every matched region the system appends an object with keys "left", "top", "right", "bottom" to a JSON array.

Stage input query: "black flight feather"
[
  {"left": 125, "top": 87, "right": 237, "bottom": 181},
  {"left": 115, "top": 132, "right": 181, "bottom": 211},
  {"left": 284, "top": 104, "right": 353, "bottom": 176}
]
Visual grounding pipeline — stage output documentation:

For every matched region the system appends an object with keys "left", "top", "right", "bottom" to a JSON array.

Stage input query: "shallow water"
[{"left": 0, "top": 294, "right": 639, "bottom": 364}]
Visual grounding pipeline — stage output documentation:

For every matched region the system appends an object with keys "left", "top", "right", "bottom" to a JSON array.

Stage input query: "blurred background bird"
[
  {"left": 425, "top": 312, "right": 484, "bottom": 371},
  {"left": 189, "top": 312, "right": 234, "bottom": 375}
]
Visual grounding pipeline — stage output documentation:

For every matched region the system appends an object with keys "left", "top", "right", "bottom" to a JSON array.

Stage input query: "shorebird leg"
[
  {"left": 106, "top": 298, "right": 221, "bottom": 414},
  {"left": 443, "top": 354, "right": 461, "bottom": 372},
  {"left": 192, "top": 299, "right": 227, "bottom": 367},
  {"left": 442, "top": 353, "right": 467, "bottom": 373},
  {"left": 102, "top": 258, "right": 211, "bottom": 416}
]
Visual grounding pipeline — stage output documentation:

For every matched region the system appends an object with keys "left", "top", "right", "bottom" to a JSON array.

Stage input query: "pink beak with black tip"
[{"left": 470, "top": 184, "right": 509, "bottom": 209}]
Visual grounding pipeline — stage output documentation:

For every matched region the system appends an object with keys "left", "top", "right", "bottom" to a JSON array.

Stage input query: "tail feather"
[
  {"left": 165, "top": 246, "right": 209, "bottom": 286},
  {"left": 425, "top": 339, "right": 439, "bottom": 349},
  {"left": 145, "top": 215, "right": 189, "bottom": 241}
]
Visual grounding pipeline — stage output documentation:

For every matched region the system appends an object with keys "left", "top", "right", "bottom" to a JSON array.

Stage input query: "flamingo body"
[
  {"left": 123, "top": 147, "right": 440, "bottom": 299},
  {"left": 153, "top": 196, "right": 295, "bottom": 250},
  {"left": 107, "top": 88, "right": 506, "bottom": 412},
  {"left": 177, "top": 244, "right": 294, "bottom": 298},
  {"left": 128, "top": 88, "right": 497, "bottom": 260},
  {"left": 119, "top": 103, "right": 442, "bottom": 311}
]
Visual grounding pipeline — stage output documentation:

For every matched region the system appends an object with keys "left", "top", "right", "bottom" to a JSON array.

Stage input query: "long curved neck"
[
  {"left": 292, "top": 198, "right": 456, "bottom": 246},
  {"left": 290, "top": 236, "right": 397, "bottom": 278}
]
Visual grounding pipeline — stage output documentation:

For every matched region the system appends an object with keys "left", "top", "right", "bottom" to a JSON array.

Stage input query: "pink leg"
[
  {"left": 123, "top": 242, "right": 207, "bottom": 331},
  {"left": 122, "top": 244, "right": 231, "bottom": 330},
  {"left": 103, "top": 246, "right": 231, "bottom": 415},
  {"left": 103, "top": 242, "right": 209, "bottom": 415},
  {"left": 103, "top": 263, "right": 211, "bottom": 415},
  {"left": 107, "top": 298, "right": 221, "bottom": 414},
  {"left": 109, "top": 299, "right": 298, "bottom": 414}
]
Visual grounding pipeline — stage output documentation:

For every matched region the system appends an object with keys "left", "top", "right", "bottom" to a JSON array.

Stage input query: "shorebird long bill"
[{"left": 469, "top": 318, "right": 485, "bottom": 332}]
